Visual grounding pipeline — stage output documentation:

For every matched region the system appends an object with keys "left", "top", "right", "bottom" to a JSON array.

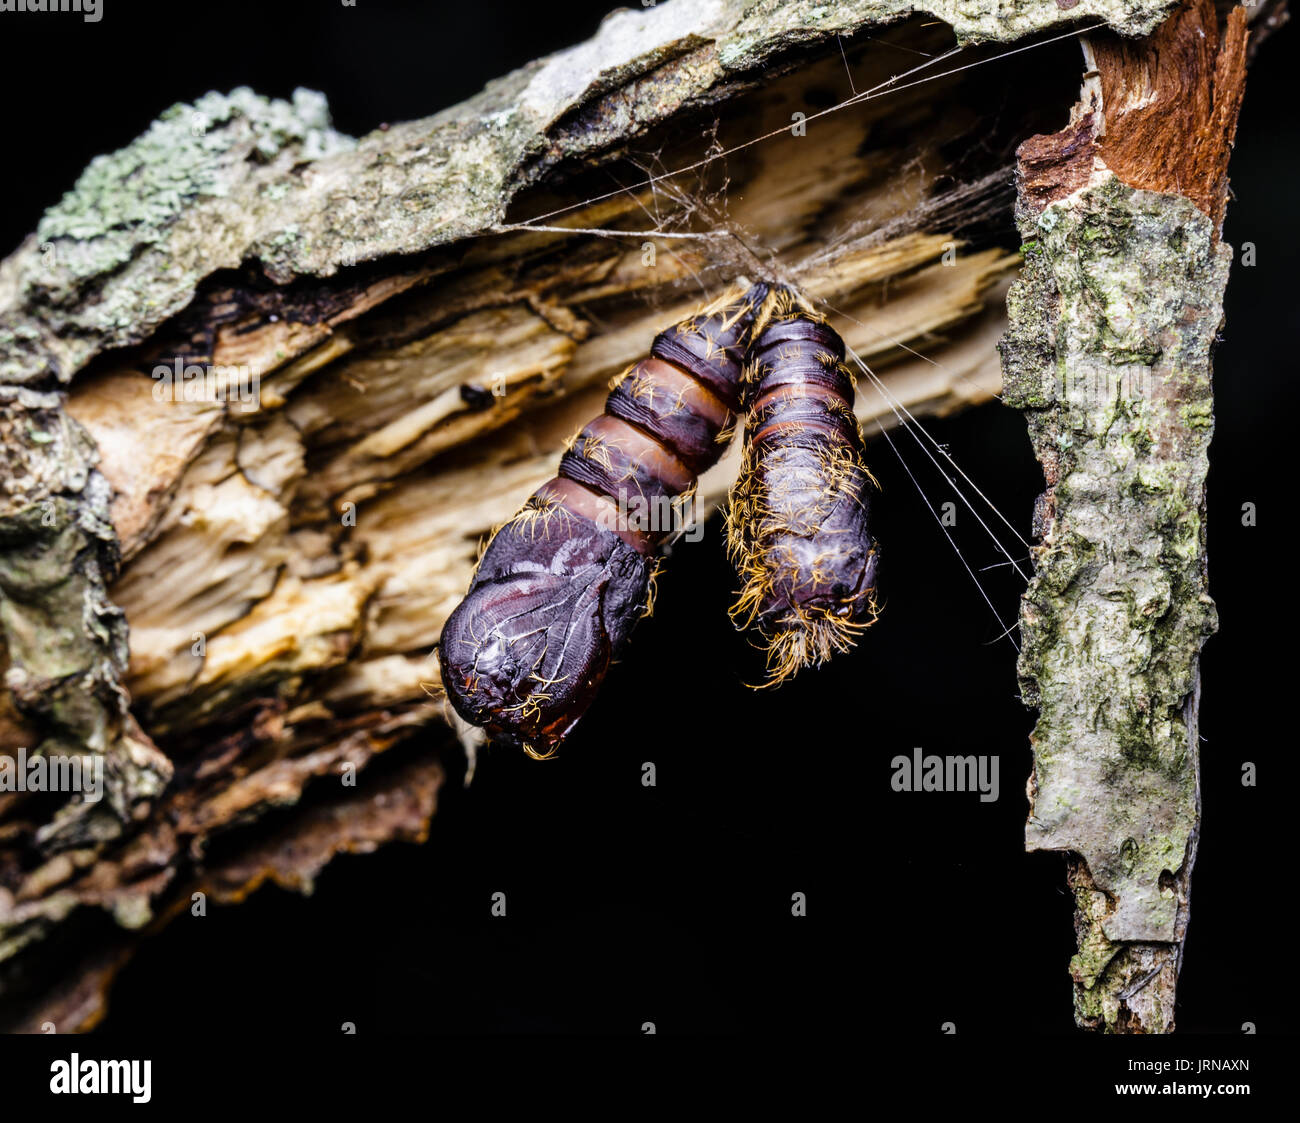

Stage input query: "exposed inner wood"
[
  {"left": 74, "top": 32, "right": 1037, "bottom": 749},
  {"left": 1016, "top": 0, "right": 1249, "bottom": 228},
  {"left": 1093, "top": 1, "right": 1248, "bottom": 228}
]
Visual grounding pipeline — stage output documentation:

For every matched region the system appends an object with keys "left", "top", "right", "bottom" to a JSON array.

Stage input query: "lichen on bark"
[
  {"left": 0, "top": 387, "right": 171, "bottom": 851},
  {"left": 0, "top": 88, "right": 351, "bottom": 387},
  {"left": 1002, "top": 172, "right": 1224, "bottom": 1031}
]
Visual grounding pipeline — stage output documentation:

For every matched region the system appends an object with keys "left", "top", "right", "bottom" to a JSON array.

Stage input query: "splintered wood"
[{"left": 73, "top": 38, "right": 1025, "bottom": 752}]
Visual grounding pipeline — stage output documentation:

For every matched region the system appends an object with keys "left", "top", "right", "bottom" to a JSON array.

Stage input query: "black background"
[{"left": 0, "top": 1, "right": 1294, "bottom": 1037}]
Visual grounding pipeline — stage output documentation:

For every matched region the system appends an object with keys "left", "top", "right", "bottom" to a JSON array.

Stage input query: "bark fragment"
[{"left": 1001, "top": 0, "right": 1250, "bottom": 1032}]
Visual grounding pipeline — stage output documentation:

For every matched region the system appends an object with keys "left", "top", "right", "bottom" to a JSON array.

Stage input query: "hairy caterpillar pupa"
[
  {"left": 725, "top": 285, "right": 880, "bottom": 685},
  {"left": 439, "top": 280, "right": 768, "bottom": 758}
]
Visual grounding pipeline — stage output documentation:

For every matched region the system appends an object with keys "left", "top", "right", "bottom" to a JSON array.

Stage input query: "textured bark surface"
[
  {"left": 0, "top": 0, "right": 1269, "bottom": 1032},
  {"left": 0, "top": 0, "right": 1184, "bottom": 390},
  {"left": 1000, "top": 0, "right": 1252, "bottom": 1032}
]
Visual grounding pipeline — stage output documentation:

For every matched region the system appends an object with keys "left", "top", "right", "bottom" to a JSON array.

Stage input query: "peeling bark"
[{"left": 1000, "top": 0, "right": 1251, "bottom": 1032}]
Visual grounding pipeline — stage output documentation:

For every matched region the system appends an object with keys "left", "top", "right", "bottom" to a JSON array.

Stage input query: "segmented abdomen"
[
  {"left": 726, "top": 287, "right": 880, "bottom": 685},
  {"left": 439, "top": 282, "right": 766, "bottom": 757}
]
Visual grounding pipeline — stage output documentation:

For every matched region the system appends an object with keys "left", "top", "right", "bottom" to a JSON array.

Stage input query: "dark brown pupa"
[
  {"left": 439, "top": 280, "right": 768, "bottom": 757},
  {"left": 725, "top": 285, "right": 880, "bottom": 684}
]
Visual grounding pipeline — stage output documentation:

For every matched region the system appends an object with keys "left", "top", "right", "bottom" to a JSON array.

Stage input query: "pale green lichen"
[
  {"left": 0, "top": 88, "right": 351, "bottom": 385},
  {"left": 36, "top": 88, "right": 347, "bottom": 278}
]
